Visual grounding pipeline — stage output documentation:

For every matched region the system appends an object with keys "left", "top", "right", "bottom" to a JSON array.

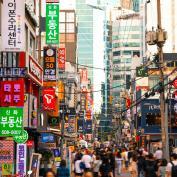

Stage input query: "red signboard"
[
  {"left": 0, "top": 80, "right": 24, "bottom": 107},
  {"left": 43, "top": 88, "right": 56, "bottom": 110},
  {"left": 58, "top": 48, "right": 66, "bottom": 70},
  {"left": 173, "top": 79, "right": 177, "bottom": 89}
]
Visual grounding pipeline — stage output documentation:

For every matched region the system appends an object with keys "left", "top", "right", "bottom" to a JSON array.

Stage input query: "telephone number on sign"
[{"left": 1, "top": 130, "right": 21, "bottom": 135}]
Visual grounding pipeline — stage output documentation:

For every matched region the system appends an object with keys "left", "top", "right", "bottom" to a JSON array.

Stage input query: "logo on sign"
[{"left": 43, "top": 88, "right": 56, "bottom": 110}]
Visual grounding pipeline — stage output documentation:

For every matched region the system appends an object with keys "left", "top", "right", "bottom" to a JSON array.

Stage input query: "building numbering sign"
[
  {"left": 46, "top": 3, "right": 59, "bottom": 44},
  {"left": 0, "top": 107, "right": 23, "bottom": 136}
]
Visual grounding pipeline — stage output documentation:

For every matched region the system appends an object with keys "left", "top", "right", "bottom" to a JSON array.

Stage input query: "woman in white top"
[
  {"left": 75, "top": 155, "right": 84, "bottom": 177},
  {"left": 93, "top": 155, "right": 102, "bottom": 177},
  {"left": 115, "top": 152, "right": 123, "bottom": 175}
]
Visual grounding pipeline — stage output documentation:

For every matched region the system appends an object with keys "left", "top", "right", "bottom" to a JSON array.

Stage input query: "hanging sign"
[
  {"left": 14, "top": 130, "right": 28, "bottom": 144},
  {"left": 1, "top": 0, "right": 25, "bottom": 51},
  {"left": 46, "top": 3, "right": 59, "bottom": 44},
  {"left": 0, "top": 80, "right": 24, "bottom": 107},
  {"left": 173, "top": 79, "right": 177, "bottom": 89},
  {"left": 16, "top": 144, "right": 27, "bottom": 176},
  {"left": 43, "top": 88, "right": 56, "bottom": 110},
  {"left": 43, "top": 47, "right": 57, "bottom": 81},
  {"left": 0, "top": 107, "right": 23, "bottom": 136},
  {"left": 58, "top": 48, "right": 66, "bottom": 71}
]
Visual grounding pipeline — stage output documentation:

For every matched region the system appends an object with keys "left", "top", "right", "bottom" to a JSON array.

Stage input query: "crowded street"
[{"left": 0, "top": 0, "right": 177, "bottom": 176}]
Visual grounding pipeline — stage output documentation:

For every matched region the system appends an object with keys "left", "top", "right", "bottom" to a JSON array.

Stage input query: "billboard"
[
  {"left": 85, "top": 120, "right": 92, "bottom": 134},
  {"left": 0, "top": 107, "right": 23, "bottom": 136},
  {"left": 58, "top": 48, "right": 66, "bottom": 71},
  {"left": 43, "top": 47, "right": 57, "bottom": 81},
  {"left": 77, "top": 119, "right": 85, "bottom": 133},
  {"left": 16, "top": 144, "right": 27, "bottom": 176},
  {"left": 46, "top": 3, "right": 59, "bottom": 44},
  {"left": 0, "top": 80, "right": 24, "bottom": 107},
  {"left": 1, "top": 0, "right": 25, "bottom": 51}
]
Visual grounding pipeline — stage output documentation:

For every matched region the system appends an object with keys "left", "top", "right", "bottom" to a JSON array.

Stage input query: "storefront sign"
[
  {"left": 58, "top": 81, "right": 64, "bottom": 101},
  {"left": 1, "top": 0, "right": 25, "bottom": 51},
  {"left": 136, "top": 66, "right": 148, "bottom": 77},
  {"left": 43, "top": 88, "right": 56, "bottom": 110},
  {"left": 46, "top": 3, "right": 59, "bottom": 44},
  {"left": 43, "top": 47, "right": 56, "bottom": 81},
  {"left": 0, "top": 140, "right": 14, "bottom": 163},
  {"left": 14, "top": 130, "right": 28, "bottom": 144},
  {"left": 29, "top": 56, "right": 43, "bottom": 85},
  {"left": 0, "top": 107, "right": 23, "bottom": 136},
  {"left": 48, "top": 117, "right": 59, "bottom": 126},
  {"left": 58, "top": 48, "right": 66, "bottom": 70},
  {"left": 77, "top": 119, "right": 85, "bottom": 133},
  {"left": 26, "top": 140, "right": 34, "bottom": 148},
  {"left": 41, "top": 133, "right": 55, "bottom": 143},
  {"left": 38, "top": 142, "right": 56, "bottom": 149},
  {"left": 2, "top": 163, "right": 13, "bottom": 176},
  {"left": 0, "top": 80, "right": 24, "bottom": 107},
  {"left": 0, "top": 68, "right": 26, "bottom": 77},
  {"left": 16, "top": 144, "right": 27, "bottom": 176}
]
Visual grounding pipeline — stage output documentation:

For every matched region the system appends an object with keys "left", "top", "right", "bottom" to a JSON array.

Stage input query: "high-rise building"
[{"left": 112, "top": 11, "right": 142, "bottom": 108}]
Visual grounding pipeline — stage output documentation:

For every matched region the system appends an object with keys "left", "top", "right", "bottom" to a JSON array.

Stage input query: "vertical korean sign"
[
  {"left": 1, "top": 0, "right": 25, "bottom": 51},
  {"left": 58, "top": 48, "right": 66, "bottom": 71},
  {"left": 0, "top": 107, "right": 23, "bottom": 136},
  {"left": 46, "top": 3, "right": 59, "bottom": 44},
  {"left": 16, "top": 144, "right": 27, "bottom": 176}
]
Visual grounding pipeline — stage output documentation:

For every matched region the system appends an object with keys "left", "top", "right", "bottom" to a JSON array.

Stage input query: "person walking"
[
  {"left": 128, "top": 155, "right": 138, "bottom": 177},
  {"left": 154, "top": 148, "right": 163, "bottom": 160},
  {"left": 99, "top": 157, "right": 113, "bottom": 177},
  {"left": 81, "top": 149, "right": 93, "bottom": 171},
  {"left": 115, "top": 152, "right": 123, "bottom": 175},
  {"left": 75, "top": 154, "right": 84, "bottom": 177},
  {"left": 57, "top": 160, "right": 70, "bottom": 177},
  {"left": 144, "top": 153, "right": 157, "bottom": 177},
  {"left": 93, "top": 155, "right": 102, "bottom": 177},
  {"left": 44, "top": 170, "right": 56, "bottom": 177},
  {"left": 137, "top": 151, "right": 145, "bottom": 177},
  {"left": 156, "top": 159, "right": 167, "bottom": 177},
  {"left": 166, "top": 153, "right": 177, "bottom": 177}
]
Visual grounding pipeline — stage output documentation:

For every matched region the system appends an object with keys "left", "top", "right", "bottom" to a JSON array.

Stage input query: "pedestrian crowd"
[{"left": 44, "top": 146, "right": 177, "bottom": 177}]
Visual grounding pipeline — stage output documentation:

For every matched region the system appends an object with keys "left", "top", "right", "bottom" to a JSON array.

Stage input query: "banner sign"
[
  {"left": 29, "top": 56, "right": 43, "bottom": 85},
  {"left": 41, "top": 133, "right": 55, "bottom": 143},
  {"left": 16, "top": 144, "right": 27, "bottom": 177},
  {"left": 46, "top": 3, "right": 59, "bottom": 44},
  {"left": 0, "top": 80, "right": 24, "bottom": 107},
  {"left": 0, "top": 140, "right": 14, "bottom": 163},
  {"left": 0, "top": 68, "right": 26, "bottom": 78},
  {"left": 0, "top": 107, "right": 23, "bottom": 136},
  {"left": 2, "top": 163, "right": 13, "bottom": 176},
  {"left": 48, "top": 117, "right": 59, "bottom": 126},
  {"left": 43, "top": 47, "right": 57, "bottom": 81},
  {"left": 43, "top": 88, "right": 56, "bottom": 110},
  {"left": 58, "top": 81, "right": 64, "bottom": 101},
  {"left": 58, "top": 48, "right": 66, "bottom": 71},
  {"left": 67, "top": 116, "right": 75, "bottom": 133},
  {"left": 1, "top": 0, "right": 25, "bottom": 51},
  {"left": 77, "top": 119, "right": 85, "bottom": 133},
  {"left": 85, "top": 120, "right": 92, "bottom": 134}
]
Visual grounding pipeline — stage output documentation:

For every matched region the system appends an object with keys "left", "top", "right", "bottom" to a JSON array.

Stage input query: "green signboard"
[
  {"left": 14, "top": 130, "right": 28, "bottom": 144},
  {"left": 136, "top": 66, "right": 148, "bottom": 77},
  {"left": 46, "top": 3, "right": 59, "bottom": 44},
  {"left": 0, "top": 107, "right": 23, "bottom": 137}
]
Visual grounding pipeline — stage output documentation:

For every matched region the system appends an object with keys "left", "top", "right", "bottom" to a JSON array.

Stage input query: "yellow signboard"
[{"left": 2, "top": 163, "right": 13, "bottom": 176}]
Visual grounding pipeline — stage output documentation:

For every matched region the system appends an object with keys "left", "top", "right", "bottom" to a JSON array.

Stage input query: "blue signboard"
[
  {"left": 41, "top": 133, "right": 55, "bottom": 143},
  {"left": 85, "top": 120, "right": 92, "bottom": 134},
  {"left": 77, "top": 119, "right": 85, "bottom": 133}
]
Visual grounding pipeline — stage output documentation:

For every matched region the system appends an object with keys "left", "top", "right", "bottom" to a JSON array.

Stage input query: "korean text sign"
[
  {"left": 0, "top": 80, "right": 24, "bottom": 107},
  {"left": 16, "top": 144, "right": 27, "bottom": 176},
  {"left": 46, "top": 3, "right": 59, "bottom": 44},
  {"left": 58, "top": 48, "right": 66, "bottom": 70},
  {"left": 0, "top": 107, "right": 23, "bottom": 136},
  {"left": 43, "top": 88, "right": 56, "bottom": 110},
  {"left": 43, "top": 47, "right": 57, "bottom": 81},
  {"left": 1, "top": 0, "right": 25, "bottom": 51},
  {"left": 0, "top": 140, "right": 14, "bottom": 163}
]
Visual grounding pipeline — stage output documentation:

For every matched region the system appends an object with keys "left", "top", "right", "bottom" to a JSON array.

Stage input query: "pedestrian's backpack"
[
  {"left": 80, "top": 162, "right": 86, "bottom": 170},
  {"left": 171, "top": 162, "right": 177, "bottom": 177}
]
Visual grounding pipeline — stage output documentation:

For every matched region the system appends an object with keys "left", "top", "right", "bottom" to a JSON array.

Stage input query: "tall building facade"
[{"left": 112, "top": 12, "right": 142, "bottom": 108}]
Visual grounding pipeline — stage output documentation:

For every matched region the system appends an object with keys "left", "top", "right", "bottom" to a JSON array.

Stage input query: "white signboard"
[
  {"left": 1, "top": 0, "right": 25, "bottom": 51},
  {"left": 16, "top": 144, "right": 27, "bottom": 177}
]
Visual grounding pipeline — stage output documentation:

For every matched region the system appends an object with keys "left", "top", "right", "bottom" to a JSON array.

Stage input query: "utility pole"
[{"left": 156, "top": 0, "right": 169, "bottom": 160}]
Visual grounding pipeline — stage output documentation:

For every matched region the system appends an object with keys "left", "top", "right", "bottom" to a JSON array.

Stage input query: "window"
[
  {"left": 123, "top": 51, "right": 131, "bottom": 55},
  {"left": 7, "top": 53, "right": 13, "bottom": 67},
  {"left": 30, "top": 33, "right": 35, "bottom": 58},
  {"left": 146, "top": 113, "right": 161, "bottom": 126},
  {"left": 60, "top": 12, "right": 65, "bottom": 22},
  {"left": 66, "top": 23, "right": 75, "bottom": 33},
  {"left": 25, "top": 25, "right": 28, "bottom": 51},
  {"left": 66, "top": 13, "right": 74, "bottom": 22},
  {"left": 66, "top": 34, "right": 75, "bottom": 42},
  {"left": 113, "top": 51, "right": 120, "bottom": 56},
  {"left": 60, "top": 23, "right": 65, "bottom": 33}
]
